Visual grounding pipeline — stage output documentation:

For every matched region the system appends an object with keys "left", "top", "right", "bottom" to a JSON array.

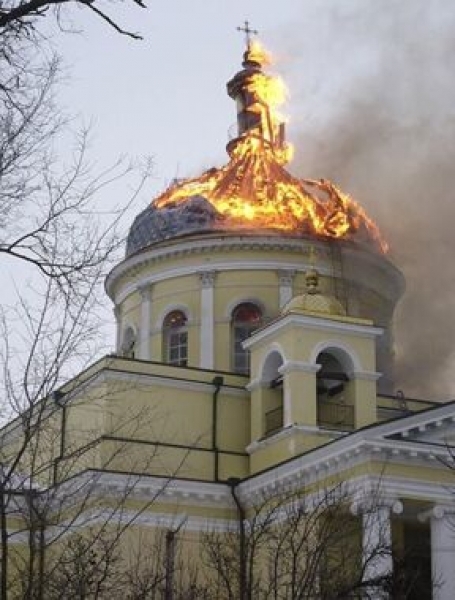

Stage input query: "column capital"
[
  {"left": 200, "top": 270, "right": 217, "bottom": 288},
  {"left": 246, "top": 378, "right": 269, "bottom": 392},
  {"left": 138, "top": 284, "right": 152, "bottom": 300},
  {"left": 419, "top": 504, "right": 455, "bottom": 522},
  {"left": 351, "top": 497, "right": 403, "bottom": 516},
  {"left": 277, "top": 269, "right": 296, "bottom": 286}
]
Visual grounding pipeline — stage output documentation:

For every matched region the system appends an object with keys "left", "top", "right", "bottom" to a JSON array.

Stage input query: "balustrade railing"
[{"left": 318, "top": 401, "right": 354, "bottom": 430}]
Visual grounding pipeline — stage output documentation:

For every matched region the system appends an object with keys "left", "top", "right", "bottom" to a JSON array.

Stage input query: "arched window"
[
  {"left": 231, "top": 303, "right": 262, "bottom": 374},
  {"left": 163, "top": 310, "right": 188, "bottom": 366}
]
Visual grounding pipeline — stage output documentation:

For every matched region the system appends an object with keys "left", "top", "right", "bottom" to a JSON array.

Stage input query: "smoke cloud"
[{"left": 286, "top": 0, "right": 455, "bottom": 399}]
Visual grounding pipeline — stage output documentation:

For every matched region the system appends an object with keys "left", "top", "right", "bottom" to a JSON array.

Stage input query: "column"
[
  {"left": 278, "top": 361, "right": 320, "bottom": 427},
  {"left": 138, "top": 285, "right": 152, "bottom": 360},
  {"left": 113, "top": 305, "right": 121, "bottom": 352},
  {"left": 360, "top": 502, "right": 400, "bottom": 599},
  {"left": 349, "top": 370, "right": 381, "bottom": 428},
  {"left": 200, "top": 271, "right": 216, "bottom": 369},
  {"left": 431, "top": 506, "right": 455, "bottom": 600},
  {"left": 277, "top": 269, "right": 295, "bottom": 308}
]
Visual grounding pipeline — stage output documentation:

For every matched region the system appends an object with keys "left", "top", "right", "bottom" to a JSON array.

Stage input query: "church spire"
[{"left": 226, "top": 29, "right": 287, "bottom": 156}]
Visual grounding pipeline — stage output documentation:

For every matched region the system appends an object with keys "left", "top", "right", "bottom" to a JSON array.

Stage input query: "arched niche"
[
  {"left": 315, "top": 347, "right": 355, "bottom": 430},
  {"left": 260, "top": 350, "right": 285, "bottom": 436},
  {"left": 120, "top": 325, "right": 137, "bottom": 359}
]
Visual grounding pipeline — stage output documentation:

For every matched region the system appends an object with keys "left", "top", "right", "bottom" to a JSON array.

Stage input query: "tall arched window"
[
  {"left": 163, "top": 310, "right": 188, "bottom": 366},
  {"left": 231, "top": 302, "right": 262, "bottom": 374}
]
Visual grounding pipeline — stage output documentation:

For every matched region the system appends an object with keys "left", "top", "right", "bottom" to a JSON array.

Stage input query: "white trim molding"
[
  {"left": 278, "top": 361, "right": 321, "bottom": 375},
  {"left": 138, "top": 284, "right": 152, "bottom": 360}
]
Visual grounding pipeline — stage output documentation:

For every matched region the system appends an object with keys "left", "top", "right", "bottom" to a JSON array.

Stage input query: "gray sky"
[{"left": 7, "top": 0, "right": 455, "bottom": 399}]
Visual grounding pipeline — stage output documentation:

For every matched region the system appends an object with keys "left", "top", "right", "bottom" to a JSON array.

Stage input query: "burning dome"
[{"left": 126, "top": 40, "right": 387, "bottom": 257}]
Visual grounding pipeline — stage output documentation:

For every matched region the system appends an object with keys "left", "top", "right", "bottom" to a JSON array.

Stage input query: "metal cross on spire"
[{"left": 236, "top": 20, "right": 258, "bottom": 48}]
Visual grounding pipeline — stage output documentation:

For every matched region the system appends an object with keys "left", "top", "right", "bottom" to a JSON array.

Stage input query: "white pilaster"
[
  {"left": 114, "top": 306, "right": 121, "bottom": 352},
  {"left": 200, "top": 271, "right": 216, "bottom": 369},
  {"left": 278, "top": 269, "right": 295, "bottom": 308},
  {"left": 138, "top": 285, "right": 152, "bottom": 360},
  {"left": 431, "top": 506, "right": 455, "bottom": 600}
]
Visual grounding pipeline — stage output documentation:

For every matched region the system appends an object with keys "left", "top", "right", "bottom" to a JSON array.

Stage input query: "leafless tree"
[
  {"left": 0, "top": 2, "right": 156, "bottom": 595},
  {"left": 201, "top": 481, "right": 417, "bottom": 600},
  {"left": 0, "top": 385, "right": 197, "bottom": 600},
  {"left": 0, "top": 0, "right": 146, "bottom": 39}
]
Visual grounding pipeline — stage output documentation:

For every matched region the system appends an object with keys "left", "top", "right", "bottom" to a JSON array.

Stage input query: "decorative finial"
[{"left": 236, "top": 20, "right": 258, "bottom": 49}]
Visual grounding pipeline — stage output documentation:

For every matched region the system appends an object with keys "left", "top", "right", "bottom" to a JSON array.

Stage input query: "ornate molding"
[
  {"left": 200, "top": 270, "right": 217, "bottom": 288},
  {"left": 278, "top": 361, "right": 321, "bottom": 375},
  {"left": 277, "top": 269, "right": 296, "bottom": 286},
  {"left": 349, "top": 370, "right": 382, "bottom": 382},
  {"left": 138, "top": 284, "right": 152, "bottom": 301}
]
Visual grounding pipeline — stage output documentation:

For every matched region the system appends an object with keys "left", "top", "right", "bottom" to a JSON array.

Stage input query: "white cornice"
[
  {"left": 246, "top": 424, "right": 343, "bottom": 454},
  {"left": 349, "top": 370, "right": 382, "bottom": 381},
  {"left": 89, "top": 369, "right": 249, "bottom": 398},
  {"left": 105, "top": 235, "right": 401, "bottom": 305},
  {"left": 239, "top": 421, "right": 455, "bottom": 503},
  {"left": 112, "top": 259, "right": 326, "bottom": 305},
  {"left": 243, "top": 313, "right": 382, "bottom": 350}
]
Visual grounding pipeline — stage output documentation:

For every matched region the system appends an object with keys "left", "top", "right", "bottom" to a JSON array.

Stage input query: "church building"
[{"left": 2, "top": 35, "right": 455, "bottom": 599}]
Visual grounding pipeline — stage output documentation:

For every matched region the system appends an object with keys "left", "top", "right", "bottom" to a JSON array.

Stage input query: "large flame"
[{"left": 153, "top": 41, "right": 387, "bottom": 253}]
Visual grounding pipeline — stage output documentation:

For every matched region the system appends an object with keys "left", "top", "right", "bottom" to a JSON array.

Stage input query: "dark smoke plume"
[{"left": 286, "top": 0, "right": 455, "bottom": 399}]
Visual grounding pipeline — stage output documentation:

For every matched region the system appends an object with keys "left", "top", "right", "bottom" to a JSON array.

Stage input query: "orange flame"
[{"left": 153, "top": 42, "right": 387, "bottom": 253}]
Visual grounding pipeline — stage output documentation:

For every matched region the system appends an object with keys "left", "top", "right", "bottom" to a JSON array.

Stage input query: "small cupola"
[{"left": 282, "top": 268, "right": 346, "bottom": 318}]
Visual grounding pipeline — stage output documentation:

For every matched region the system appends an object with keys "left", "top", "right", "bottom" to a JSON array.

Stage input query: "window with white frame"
[
  {"left": 231, "top": 303, "right": 262, "bottom": 374},
  {"left": 163, "top": 310, "right": 188, "bottom": 366}
]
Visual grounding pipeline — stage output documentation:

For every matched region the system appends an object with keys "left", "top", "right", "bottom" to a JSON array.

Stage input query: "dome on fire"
[
  {"left": 126, "top": 196, "right": 220, "bottom": 256},
  {"left": 125, "top": 40, "right": 386, "bottom": 258}
]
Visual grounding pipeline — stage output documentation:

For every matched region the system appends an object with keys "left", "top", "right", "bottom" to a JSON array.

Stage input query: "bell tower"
[{"left": 244, "top": 267, "right": 382, "bottom": 474}]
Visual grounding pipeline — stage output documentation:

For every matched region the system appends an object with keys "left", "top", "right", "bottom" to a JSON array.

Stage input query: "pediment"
[{"left": 370, "top": 400, "right": 455, "bottom": 447}]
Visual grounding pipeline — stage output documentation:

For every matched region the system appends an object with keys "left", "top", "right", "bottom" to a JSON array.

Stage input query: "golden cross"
[{"left": 236, "top": 20, "right": 258, "bottom": 48}]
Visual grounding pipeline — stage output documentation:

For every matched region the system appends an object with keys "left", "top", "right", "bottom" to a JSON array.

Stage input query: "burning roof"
[{"left": 128, "top": 41, "right": 387, "bottom": 256}]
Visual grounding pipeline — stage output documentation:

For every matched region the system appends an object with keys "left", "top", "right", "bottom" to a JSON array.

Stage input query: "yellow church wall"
[
  {"left": 217, "top": 452, "right": 249, "bottom": 480},
  {"left": 214, "top": 270, "right": 279, "bottom": 317},
  {"left": 99, "top": 438, "right": 215, "bottom": 480},
  {"left": 52, "top": 359, "right": 251, "bottom": 481},
  {"left": 351, "top": 379, "right": 377, "bottom": 427},
  {"left": 216, "top": 393, "right": 249, "bottom": 452},
  {"left": 213, "top": 269, "right": 280, "bottom": 371},
  {"left": 103, "top": 383, "right": 213, "bottom": 447},
  {"left": 248, "top": 325, "right": 373, "bottom": 371},
  {"left": 249, "top": 430, "right": 334, "bottom": 474},
  {"left": 151, "top": 275, "right": 200, "bottom": 322},
  {"left": 119, "top": 290, "right": 141, "bottom": 329}
]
